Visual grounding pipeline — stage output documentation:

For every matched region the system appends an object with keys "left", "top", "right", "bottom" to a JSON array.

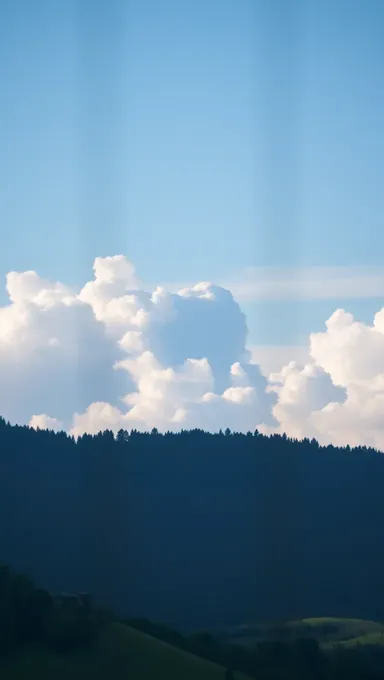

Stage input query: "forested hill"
[{"left": 1, "top": 417, "right": 384, "bottom": 630}]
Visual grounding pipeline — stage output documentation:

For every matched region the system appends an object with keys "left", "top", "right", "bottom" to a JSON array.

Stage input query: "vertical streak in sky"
[
  {"left": 74, "top": 0, "right": 129, "bottom": 263},
  {"left": 250, "top": 1, "right": 306, "bottom": 343}
]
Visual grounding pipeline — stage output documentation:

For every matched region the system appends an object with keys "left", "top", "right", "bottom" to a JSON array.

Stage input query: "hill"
[
  {"left": 2, "top": 418, "right": 384, "bottom": 627},
  {"left": 0, "top": 621, "right": 250, "bottom": 680},
  {"left": 291, "top": 617, "right": 384, "bottom": 649},
  {"left": 218, "top": 617, "right": 384, "bottom": 650}
]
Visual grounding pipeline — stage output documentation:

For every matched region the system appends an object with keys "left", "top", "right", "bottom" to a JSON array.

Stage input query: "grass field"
[
  {"left": 219, "top": 617, "right": 384, "bottom": 651},
  {"left": 280, "top": 617, "right": 384, "bottom": 649},
  {"left": 0, "top": 622, "right": 252, "bottom": 680}
]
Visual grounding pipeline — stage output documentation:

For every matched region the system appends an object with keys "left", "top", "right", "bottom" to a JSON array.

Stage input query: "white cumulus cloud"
[
  {"left": 3, "top": 255, "right": 384, "bottom": 450},
  {"left": 262, "top": 308, "right": 384, "bottom": 450},
  {"left": 29, "top": 414, "right": 63, "bottom": 432},
  {"left": 0, "top": 256, "right": 274, "bottom": 436}
]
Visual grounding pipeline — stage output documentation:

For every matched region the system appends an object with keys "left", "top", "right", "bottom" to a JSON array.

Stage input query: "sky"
[{"left": 1, "top": 0, "right": 384, "bottom": 446}]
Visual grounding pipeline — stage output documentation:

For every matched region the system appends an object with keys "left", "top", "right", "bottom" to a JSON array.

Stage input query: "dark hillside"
[{"left": 1, "top": 419, "right": 384, "bottom": 629}]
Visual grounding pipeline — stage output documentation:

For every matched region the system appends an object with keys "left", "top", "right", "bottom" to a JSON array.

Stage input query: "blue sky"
[{"left": 1, "top": 0, "right": 384, "bottom": 346}]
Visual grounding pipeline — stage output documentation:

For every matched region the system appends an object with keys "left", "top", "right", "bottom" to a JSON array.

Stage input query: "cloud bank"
[{"left": 2, "top": 255, "right": 384, "bottom": 450}]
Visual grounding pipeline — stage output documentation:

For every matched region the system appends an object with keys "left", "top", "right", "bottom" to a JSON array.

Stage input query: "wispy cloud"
[
  {"left": 159, "top": 266, "right": 384, "bottom": 303},
  {"left": 223, "top": 266, "right": 384, "bottom": 302}
]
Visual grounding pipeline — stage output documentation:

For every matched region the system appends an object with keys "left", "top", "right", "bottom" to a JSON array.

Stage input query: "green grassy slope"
[
  {"left": 221, "top": 617, "right": 384, "bottom": 650},
  {"left": 281, "top": 617, "right": 384, "bottom": 648},
  {"left": 0, "top": 622, "right": 252, "bottom": 680}
]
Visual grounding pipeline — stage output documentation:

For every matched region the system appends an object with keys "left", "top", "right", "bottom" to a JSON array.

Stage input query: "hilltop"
[{"left": 217, "top": 617, "right": 384, "bottom": 651}]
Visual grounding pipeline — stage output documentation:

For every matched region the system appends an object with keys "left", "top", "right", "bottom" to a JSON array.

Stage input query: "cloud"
[
  {"left": 225, "top": 266, "right": 384, "bottom": 302},
  {"left": 162, "top": 266, "right": 384, "bottom": 302},
  {"left": 0, "top": 269, "right": 129, "bottom": 425},
  {"left": 1, "top": 256, "right": 274, "bottom": 436},
  {"left": 5, "top": 255, "right": 384, "bottom": 450},
  {"left": 263, "top": 361, "right": 346, "bottom": 442},
  {"left": 310, "top": 308, "right": 384, "bottom": 387},
  {"left": 29, "top": 414, "right": 63, "bottom": 432},
  {"left": 262, "top": 308, "right": 384, "bottom": 450}
]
